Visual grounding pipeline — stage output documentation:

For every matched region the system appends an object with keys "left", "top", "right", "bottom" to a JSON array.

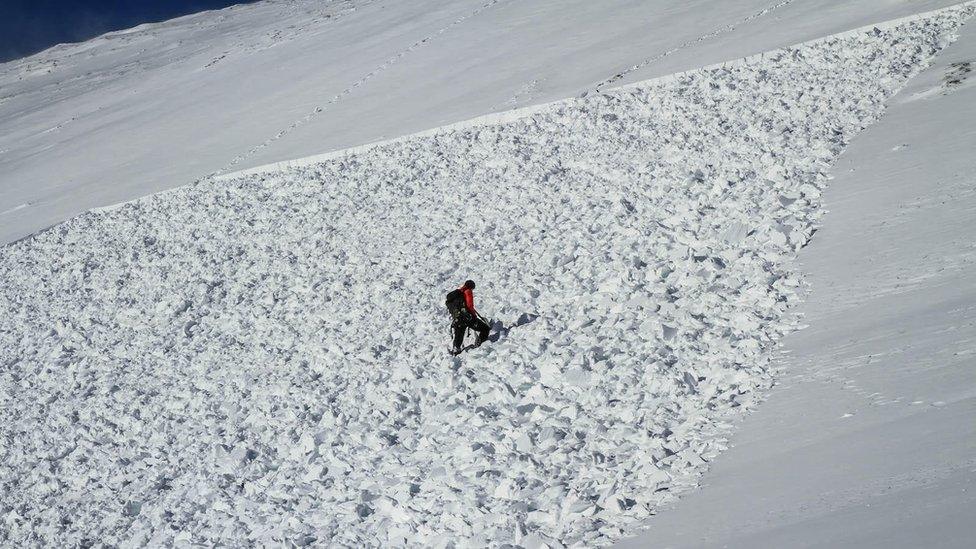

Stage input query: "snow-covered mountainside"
[
  {"left": 0, "top": 0, "right": 970, "bottom": 245},
  {"left": 2, "top": 5, "right": 973, "bottom": 546},
  {"left": 620, "top": 9, "right": 976, "bottom": 548}
]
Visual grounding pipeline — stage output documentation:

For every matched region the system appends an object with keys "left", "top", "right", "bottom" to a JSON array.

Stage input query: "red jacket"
[{"left": 460, "top": 286, "right": 477, "bottom": 315}]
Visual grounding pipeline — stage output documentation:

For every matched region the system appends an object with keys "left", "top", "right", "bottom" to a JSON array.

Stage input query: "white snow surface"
[
  {"left": 0, "top": 0, "right": 971, "bottom": 245},
  {"left": 619, "top": 9, "right": 976, "bottom": 548},
  {"left": 2, "top": 6, "right": 974, "bottom": 547}
]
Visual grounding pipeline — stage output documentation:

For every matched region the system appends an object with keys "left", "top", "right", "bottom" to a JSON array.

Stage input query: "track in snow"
[
  {"left": 216, "top": 0, "right": 509, "bottom": 176},
  {"left": 587, "top": 0, "right": 799, "bottom": 94}
]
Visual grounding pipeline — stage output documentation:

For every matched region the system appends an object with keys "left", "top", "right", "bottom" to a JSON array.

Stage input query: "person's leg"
[
  {"left": 452, "top": 320, "right": 466, "bottom": 351},
  {"left": 472, "top": 316, "right": 490, "bottom": 345}
]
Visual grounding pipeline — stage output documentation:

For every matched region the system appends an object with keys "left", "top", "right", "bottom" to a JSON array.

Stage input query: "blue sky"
[{"left": 1, "top": 1, "right": 257, "bottom": 63}]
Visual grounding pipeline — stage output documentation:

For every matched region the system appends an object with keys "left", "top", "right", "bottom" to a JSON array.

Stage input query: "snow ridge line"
[
  {"left": 213, "top": 0, "right": 976, "bottom": 184},
  {"left": 208, "top": 0, "right": 508, "bottom": 179},
  {"left": 587, "top": 0, "right": 798, "bottom": 95}
]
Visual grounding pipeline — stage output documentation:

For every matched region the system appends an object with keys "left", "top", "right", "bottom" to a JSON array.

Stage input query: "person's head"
[{"left": 463, "top": 280, "right": 476, "bottom": 290}]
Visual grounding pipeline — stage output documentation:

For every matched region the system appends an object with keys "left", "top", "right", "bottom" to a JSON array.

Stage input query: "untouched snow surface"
[
  {"left": 2, "top": 6, "right": 973, "bottom": 546},
  {"left": 0, "top": 0, "right": 971, "bottom": 245}
]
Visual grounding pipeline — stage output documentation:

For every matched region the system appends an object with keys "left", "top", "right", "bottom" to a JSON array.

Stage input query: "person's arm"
[{"left": 464, "top": 289, "right": 477, "bottom": 315}]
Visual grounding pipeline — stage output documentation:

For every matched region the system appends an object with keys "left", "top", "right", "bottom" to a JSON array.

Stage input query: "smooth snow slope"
[
  {"left": 0, "top": 0, "right": 971, "bottom": 244},
  {"left": 2, "top": 7, "right": 973, "bottom": 546},
  {"left": 619, "top": 13, "right": 976, "bottom": 549}
]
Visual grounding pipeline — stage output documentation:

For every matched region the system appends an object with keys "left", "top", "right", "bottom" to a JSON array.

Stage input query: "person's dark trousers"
[{"left": 452, "top": 312, "right": 490, "bottom": 350}]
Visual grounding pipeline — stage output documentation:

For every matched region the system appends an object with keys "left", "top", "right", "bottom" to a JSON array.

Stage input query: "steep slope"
[
  {"left": 0, "top": 0, "right": 969, "bottom": 244},
  {"left": 2, "top": 7, "right": 972, "bottom": 546},
  {"left": 619, "top": 12, "right": 976, "bottom": 549}
]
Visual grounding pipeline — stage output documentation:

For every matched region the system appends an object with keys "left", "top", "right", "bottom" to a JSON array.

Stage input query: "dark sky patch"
[{"left": 1, "top": 0, "right": 258, "bottom": 63}]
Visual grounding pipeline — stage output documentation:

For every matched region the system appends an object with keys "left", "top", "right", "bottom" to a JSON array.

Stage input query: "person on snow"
[{"left": 446, "top": 280, "right": 490, "bottom": 355}]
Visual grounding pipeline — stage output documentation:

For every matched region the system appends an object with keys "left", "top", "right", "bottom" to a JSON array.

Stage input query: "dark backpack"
[{"left": 445, "top": 289, "right": 466, "bottom": 318}]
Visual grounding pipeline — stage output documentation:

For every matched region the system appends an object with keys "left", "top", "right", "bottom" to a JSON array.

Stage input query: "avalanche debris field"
[{"left": 1, "top": 6, "right": 973, "bottom": 547}]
